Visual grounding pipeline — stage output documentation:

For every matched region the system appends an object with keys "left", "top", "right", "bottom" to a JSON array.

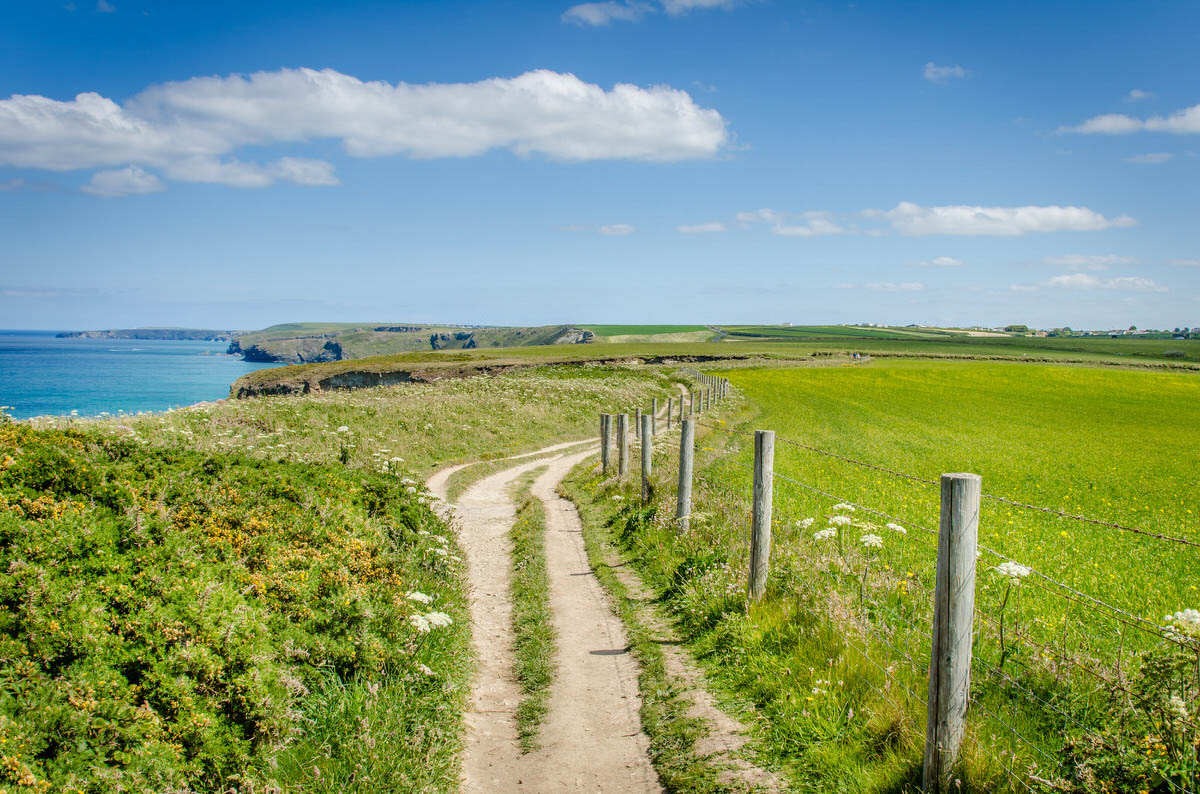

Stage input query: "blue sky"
[{"left": 1, "top": 0, "right": 1197, "bottom": 330}]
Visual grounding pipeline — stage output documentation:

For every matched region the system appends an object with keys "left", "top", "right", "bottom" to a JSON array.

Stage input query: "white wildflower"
[
  {"left": 832, "top": 503, "right": 856, "bottom": 513},
  {"left": 994, "top": 561, "right": 1031, "bottom": 584},
  {"left": 409, "top": 614, "right": 431, "bottom": 633},
  {"left": 407, "top": 591, "right": 433, "bottom": 605},
  {"left": 828, "top": 515, "right": 852, "bottom": 527},
  {"left": 813, "top": 528, "right": 838, "bottom": 541},
  {"left": 405, "top": 486, "right": 417, "bottom": 494},
  {"left": 401, "top": 477, "right": 416, "bottom": 485},
  {"left": 612, "top": 495, "right": 624, "bottom": 501},
  {"left": 417, "top": 496, "right": 427, "bottom": 504},
  {"left": 1164, "top": 609, "right": 1200, "bottom": 639},
  {"left": 425, "top": 611, "right": 453, "bottom": 628},
  {"left": 886, "top": 522, "right": 907, "bottom": 535},
  {"left": 336, "top": 425, "right": 350, "bottom": 433},
  {"left": 432, "top": 547, "right": 448, "bottom": 557},
  {"left": 797, "top": 518, "right": 814, "bottom": 529},
  {"left": 417, "top": 663, "right": 435, "bottom": 677},
  {"left": 860, "top": 533, "right": 883, "bottom": 549}
]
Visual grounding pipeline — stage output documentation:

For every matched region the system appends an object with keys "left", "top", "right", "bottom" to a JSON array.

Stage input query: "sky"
[{"left": 1, "top": 0, "right": 1198, "bottom": 331}]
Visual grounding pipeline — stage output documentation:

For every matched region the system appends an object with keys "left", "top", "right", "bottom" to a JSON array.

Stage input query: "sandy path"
[{"left": 431, "top": 444, "right": 660, "bottom": 793}]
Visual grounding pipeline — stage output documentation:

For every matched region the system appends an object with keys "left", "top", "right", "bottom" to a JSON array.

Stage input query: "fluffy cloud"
[
  {"left": 875, "top": 202, "right": 1136, "bottom": 236},
  {"left": 923, "top": 63, "right": 966, "bottom": 83},
  {"left": 1044, "top": 254, "right": 1136, "bottom": 271},
  {"left": 677, "top": 222, "right": 726, "bottom": 233},
  {"left": 737, "top": 208, "right": 844, "bottom": 237},
  {"left": 921, "top": 256, "right": 963, "bottom": 267},
  {"left": 1125, "top": 89, "right": 1152, "bottom": 103},
  {"left": 561, "top": 1, "right": 652, "bottom": 25},
  {"left": 866, "top": 281, "right": 924, "bottom": 292},
  {"left": 81, "top": 165, "right": 164, "bottom": 197},
  {"left": 1064, "top": 103, "right": 1200, "bottom": 134},
  {"left": 0, "top": 68, "right": 728, "bottom": 195},
  {"left": 662, "top": 0, "right": 737, "bottom": 12},
  {"left": 1170, "top": 259, "right": 1200, "bottom": 267},
  {"left": 1125, "top": 152, "right": 1173, "bottom": 164}
]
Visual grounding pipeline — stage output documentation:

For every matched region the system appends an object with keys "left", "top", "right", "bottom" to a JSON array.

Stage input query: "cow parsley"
[
  {"left": 860, "top": 533, "right": 883, "bottom": 549},
  {"left": 813, "top": 527, "right": 838, "bottom": 541},
  {"left": 886, "top": 522, "right": 907, "bottom": 535},
  {"left": 406, "top": 591, "right": 433, "bottom": 604},
  {"left": 994, "top": 561, "right": 1031, "bottom": 583}
]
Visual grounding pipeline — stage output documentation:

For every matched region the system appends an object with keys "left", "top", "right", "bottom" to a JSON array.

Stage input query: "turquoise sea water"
[{"left": 0, "top": 331, "right": 282, "bottom": 420}]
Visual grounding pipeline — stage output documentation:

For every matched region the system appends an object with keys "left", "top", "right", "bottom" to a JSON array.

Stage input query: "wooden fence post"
[
  {"left": 666, "top": 397, "right": 673, "bottom": 430},
  {"left": 676, "top": 418, "right": 694, "bottom": 531},
  {"left": 923, "top": 473, "right": 982, "bottom": 793},
  {"left": 690, "top": 391, "right": 696, "bottom": 416},
  {"left": 635, "top": 407, "right": 642, "bottom": 435},
  {"left": 652, "top": 398, "right": 659, "bottom": 436},
  {"left": 640, "top": 413, "right": 653, "bottom": 503},
  {"left": 617, "top": 413, "right": 629, "bottom": 478},
  {"left": 748, "top": 430, "right": 775, "bottom": 602},
  {"left": 600, "top": 414, "right": 611, "bottom": 476}
]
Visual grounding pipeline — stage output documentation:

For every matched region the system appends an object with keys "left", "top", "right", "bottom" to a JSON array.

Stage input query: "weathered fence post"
[
  {"left": 617, "top": 413, "right": 629, "bottom": 477},
  {"left": 640, "top": 413, "right": 653, "bottom": 503},
  {"left": 748, "top": 430, "right": 775, "bottom": 602},
  {"left": 666, "top": 397, "right": 673, "bottom": 430},
  {"left": 690, "top": 391, "right": 696, "bottom": 416},
  {"left": 600, "top": 413, "right": 612, "bottom": 475},
  {"left": 923, "top": 473, "right": 982, "bottom": 793},
  {"left": 635, "top": 407, "right": 642, "bottom": 435},
  {"left": 652, "top": 397, "right": 659, "bottom": 436},
  {"left": 676, "top": 418, "right": 694, "bottom": 531},
  {"left": 678, "top": 395, "right": 684, "bottom": 424}
]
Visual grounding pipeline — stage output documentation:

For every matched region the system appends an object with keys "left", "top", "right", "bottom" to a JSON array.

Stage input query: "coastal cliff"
[{"left": 58, "top": 328, "right": 240, "bottom": 341}]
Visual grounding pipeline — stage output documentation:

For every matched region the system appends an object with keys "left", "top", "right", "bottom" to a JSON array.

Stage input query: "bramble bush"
[{"left": 0, "top": 419, "right": 467, "bottom": 792}]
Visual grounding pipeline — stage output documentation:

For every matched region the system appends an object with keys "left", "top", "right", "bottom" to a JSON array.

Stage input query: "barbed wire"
[{"left": 706, "top": 421, "right": 1198, "bottom": 549}]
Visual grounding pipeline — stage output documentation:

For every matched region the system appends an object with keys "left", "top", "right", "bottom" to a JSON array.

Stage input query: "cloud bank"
[
  {"left": 0, "top": 67, "right": 729, "bottom": 195},
  {"left": 1064, "top": 103, "right": 1200, "bottom": 134},
  {"left": 563, "top": 0, "right": 737, "bottom": 26},
  {"left": 875, "top": 202, "right": 1136, "bottom": 236}
]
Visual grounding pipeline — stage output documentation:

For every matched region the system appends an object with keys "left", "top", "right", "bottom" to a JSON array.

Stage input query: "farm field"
[{"left": 570, "top": 359, "right": 1200, "bottom": 791}]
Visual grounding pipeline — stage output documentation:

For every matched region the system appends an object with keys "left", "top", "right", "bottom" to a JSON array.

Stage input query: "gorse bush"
[{"left": 0, "top": 420, "right": 467, "bottom": 792}]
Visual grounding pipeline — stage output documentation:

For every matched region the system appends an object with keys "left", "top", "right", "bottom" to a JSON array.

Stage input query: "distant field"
[{"left": 582, "top": 324, "right": 709, "bottom": 337}]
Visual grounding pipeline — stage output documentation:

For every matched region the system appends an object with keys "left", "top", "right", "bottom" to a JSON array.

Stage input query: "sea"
[{"left": 0, "top": 331, "right": 282, "bottom": 420}]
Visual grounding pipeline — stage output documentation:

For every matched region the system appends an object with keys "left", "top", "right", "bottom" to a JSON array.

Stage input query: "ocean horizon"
[{"left": 0, "top": 330, "right": 281, "bottom": 420}]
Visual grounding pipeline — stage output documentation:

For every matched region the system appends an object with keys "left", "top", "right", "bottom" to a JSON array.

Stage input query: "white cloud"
[
  {"left": 677, "top": 222, "right": 726, "bottom": 233},
  {"left": 877, "top": 201, "right": 1136, "bottom": 236},
  {"left": 865, "top": 281, "right": 925, "bottom": 292},
  {"left": 96, "top": 0, "right": 115, "bottom": 12},
  {"left": 1125, "top": 152, "right": 1173, "bottom": 164},
  {"left": 0, "top": 68, "right": 729, "bottom": 189},
  {"left": 921, "top": 256, "right": 964, "bottom": 267},
  {"left": 1035, "top": 273, "right": 1166, "bottom": 293},
  {"left": 923, "top": 62, "right": 966, "bottom": 83},
  {"left": 1125, "top": 89, "right": 1152, "bottom": 102},
  {"left": 562, "top": 0, "right": 736, "bottom": 24},
  {"left": 599, "top": 223, "right": 635, "bottom": 236},
  {"left": 561, "top": 1, "right": 651, "bottom": 25},
  {"left": 161, "top": 156, "right": 339, "bottom": 187},
  {"left": 1064, "top": 103, "right": 1200, "bottom": 134},
  {"left": 736, "top": 208, "right": 844, "bottom": 237},
  {"left": 81, "top": 165, "right": 164, "bottom": 197},
  {"left": 1044, "top": 254, "right": 1135, "bottom": 271},
  {"left": 1170, "top": 258, "right": 1200, "bottom": 267}
]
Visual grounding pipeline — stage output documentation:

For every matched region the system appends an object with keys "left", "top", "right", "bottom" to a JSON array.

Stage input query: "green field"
[
  {"left": 582, "top": 324, "right": 710, "bottom": 337},
  {"left": 572, "top": 359, "right": 1200, "bottom": 791}
]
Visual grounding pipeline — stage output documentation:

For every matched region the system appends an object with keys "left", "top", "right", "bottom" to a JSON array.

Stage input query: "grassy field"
[
  {"left": 582, "top": 325, "right": 710, "bottom": 337},
  {"left": 568, "top": 359, "right": 1200, "bottom": 791}
]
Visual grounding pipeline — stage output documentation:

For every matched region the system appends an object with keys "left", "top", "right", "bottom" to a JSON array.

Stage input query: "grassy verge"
[
  {"left": 508, "top": 468, "right": 555, "bottom": 752},
  {"left": 445, "top": 439, "right": 594, "bottom": 503},
  {"left": 560, "top": 461, "right": 737, "bottom": 793},
  {"left": 0, "top": 418, "right": 469, "bottom": 792}
]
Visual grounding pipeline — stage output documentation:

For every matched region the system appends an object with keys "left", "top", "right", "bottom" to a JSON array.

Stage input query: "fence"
[{"left": 596, "top": 370, "right": 1199, "bottom": 793}]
